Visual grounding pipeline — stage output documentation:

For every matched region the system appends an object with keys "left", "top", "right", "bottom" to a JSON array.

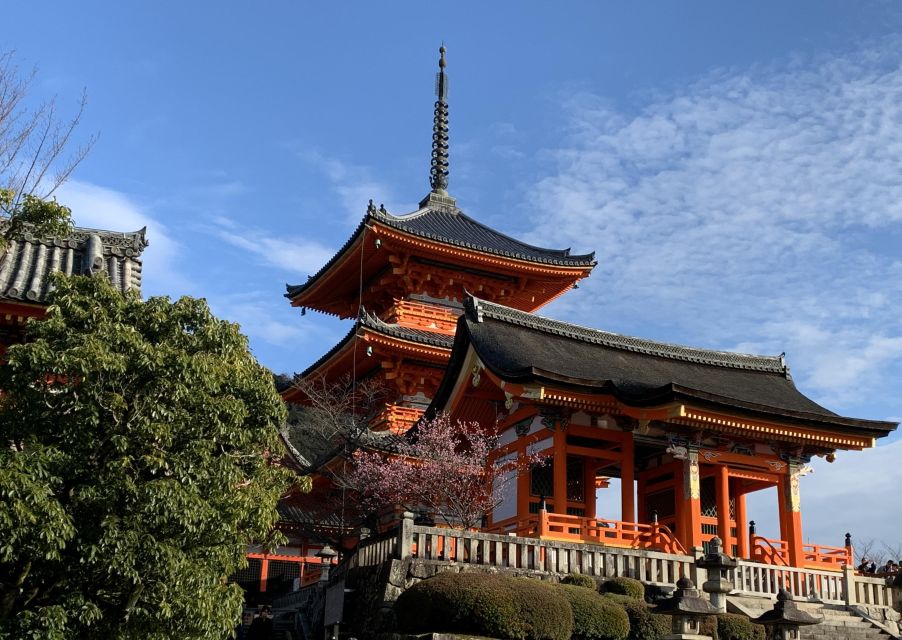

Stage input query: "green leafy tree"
[{"left": 0, "top": 274, "right": 302, "bottom": 639}]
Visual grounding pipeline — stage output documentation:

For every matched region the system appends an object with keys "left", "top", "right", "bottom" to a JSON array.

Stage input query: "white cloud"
[
  {"left": 56, "top": 179, "right": 190, "bottom": 295},
  {"left": 526, "top": 40, "right": 902, "bottom": 415},
  {"left": 212, "top": 218, "right": 335, "bottom": 277},
  {"left": 298, "top": 149, "right": 416, "bottom": 224}
]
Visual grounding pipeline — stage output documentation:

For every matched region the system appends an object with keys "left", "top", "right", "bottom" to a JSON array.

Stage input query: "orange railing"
[
  {"left": 537, "top": 511, "right": 687, "bottom": 555},
  {"left": 486, "top": 515, "right": 540, "bottom": 537},
  {"left": 803, "top": 543, "right": 852, "bottom": 570},
  {"left": 752, "top": 535, "right": 851, "bottom": 571},
  {"left": 751, "top": 535, "right": 790, "bottom": 566}
]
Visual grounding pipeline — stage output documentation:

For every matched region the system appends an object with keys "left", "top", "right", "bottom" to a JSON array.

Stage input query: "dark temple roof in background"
[
  {"left": 285, "top": 199, "right": 595, "bottom": 299},
  {"left": 429, "top": 296, "right": 897, "bottom": 438},
  {"left": 0, "top": 225, "right": 148, "bottom": 303}
]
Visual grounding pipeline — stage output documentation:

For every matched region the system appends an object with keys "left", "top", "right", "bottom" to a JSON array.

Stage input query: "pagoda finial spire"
[{"left": 429, "top": 44, "right": 450, "bottom": 194}]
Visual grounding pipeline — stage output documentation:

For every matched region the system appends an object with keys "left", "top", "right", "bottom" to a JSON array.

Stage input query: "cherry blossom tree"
[{"left": 351, "top": 414, "right": 544, "bottom": 529}]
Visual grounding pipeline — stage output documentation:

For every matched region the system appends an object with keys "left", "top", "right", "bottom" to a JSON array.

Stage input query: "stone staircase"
[{"left": 728, "top": 595, "right": 900, "bottom": 639}]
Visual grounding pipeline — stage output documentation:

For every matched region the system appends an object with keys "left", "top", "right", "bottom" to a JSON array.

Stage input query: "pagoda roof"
[
  {"left": 429, "top": 296, "right": 898, "bottom": 440},
  {"left": 0, "top": 224, "right": 148, "bottom": 303},
  {"left": 298, "top": 311, "right": 455, "bottom": 381},
  {"left": 285, "top": 197, "right": 595, "bottom": 301}
]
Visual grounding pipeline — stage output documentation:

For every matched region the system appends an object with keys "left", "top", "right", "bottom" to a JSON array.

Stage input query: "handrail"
[
  {"left": 537, "top": 511, "right": 687, "bottom": 555},
  {"left": 802, "top": 542, "right": 851, "bottom": 569},
  {"left": 751, "top": 535, "right": 790, "bottom": 566}
]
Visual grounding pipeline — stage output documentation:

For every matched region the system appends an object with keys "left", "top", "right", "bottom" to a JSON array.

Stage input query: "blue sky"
[{"left": 6, "top": 2, "right": 901, "bottom": 547}]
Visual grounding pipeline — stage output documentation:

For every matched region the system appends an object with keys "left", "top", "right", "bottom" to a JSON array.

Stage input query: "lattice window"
[
  {"left": 231, "top": 558, "right": 262, "bottom": 593},
  {"left": 266, "top": 560, "right": 302, "bottom": 598},
  {"left": 701, "top": 477, "right": 717, "bottom": 517},
  {"left": 531, "top": 459, "right": 554, "bottom": 498},
  {"left": 566, "top": 507, "right": 585, "bottom": 517},
  {"left": 529, "top": 501, "right": 553, "bottom": 514},
  {"left": 566, "top": 456, "right": 584, "bottom": 502}
]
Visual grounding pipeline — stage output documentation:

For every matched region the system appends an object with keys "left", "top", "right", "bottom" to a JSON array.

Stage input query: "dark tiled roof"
[
  {"left": 428, "top": 296, "right": 897, "bottom": 438},
  {"left": 296, "top": 311, "right": 454, "bottom": 379},
  {"left": 285, "top": 199, "right": 595, "bottom": 299},
  {"left": 0, "top": 225, "right": 148, "bottom": 302}
]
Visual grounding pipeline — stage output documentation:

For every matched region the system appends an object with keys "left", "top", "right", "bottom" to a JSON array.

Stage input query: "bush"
[
  {"left": 395, "top": 572, "right": 519, "bottom": 638},
  {"left": 603, "top": 595, "right": 671, "bottom": 640},
  {"left": 600, "top": 577, "right": 645, "bottom": 600},
  {"left": 717, "top": 613, "right": 766, "bottom": 640},
  {"left": 698, "top": 615, "right": 719, "bottom": 639},
  {"left": 562, "top": 572, "right": 598, "bottom": 590},
  {"left": 511, "top": 578, "right": 573, "bottom": 640},
  {"left": 555, "top": 584, "right": 629, "bottom": 640},
  {"left": 395, "top": 572, "right": 572, "bottom": 640}
]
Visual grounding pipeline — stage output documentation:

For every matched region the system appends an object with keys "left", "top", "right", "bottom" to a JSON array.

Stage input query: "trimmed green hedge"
[
  {"left": 602, "top": 594, "right": 670, "bottom": 640},
  {"left": 394, "top": 572, "right": 572, "bottom": 640},
  {"left": 600, "top": 577, "right": 645, "bottom": 600},
  {"left": 562, "top": 572, "right": 598, "bottom": 590},
  {"left": 717, "top": 613, "right": 766, "bottom": 640},
  {"left": 555, "top": 584, "right": 629, "bottom": 640}
]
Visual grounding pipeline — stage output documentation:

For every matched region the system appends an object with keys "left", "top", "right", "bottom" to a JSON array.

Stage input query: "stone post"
[
  {"left": 891, "top": 574, "right": 902, "bottom": 614},
  {"left": 842, "top": 564, "right": 856, "bottom": 606},
  {"left": 398, "top": 511, "right": 415, "bottom": 559}
]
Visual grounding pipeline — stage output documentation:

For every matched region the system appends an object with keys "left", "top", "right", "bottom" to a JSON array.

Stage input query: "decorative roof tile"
[
  {"left": 466, "top": 296, "right": 786, "bottom": 373},
  {"left": 285, "top": 201, "right": 595, "bottom": 299},
  {"left": 0, "top": 224, "right": 148, "bottom": 302}
]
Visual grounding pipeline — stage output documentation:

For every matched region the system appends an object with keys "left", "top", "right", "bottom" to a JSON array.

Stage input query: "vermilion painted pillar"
[
  {"left": 516, "top": 438, "right": 530, "bottom": 521},
  {"left": 682, "top": 450, "right": 703, "bottom": 550},
  {"left": 715, "top": 465, "right": 732, "bottom": 554},
  {"left": 735, "top": 490, "right": 749, "bottom": 559},
  {"left": 621, "top": 432, "right": 635, "bottom": 524},
  {"left": 779, "top": 466, "right": 804, "bottom": 567},
  {"left": 553, "top": 428, "right": 567, "bottom": 513},
  {"left": 259, "top": 556, "right": 269, "bottom": 593},
  {"left": 584, "top": 460, "right": 597, "bottom": 520}
]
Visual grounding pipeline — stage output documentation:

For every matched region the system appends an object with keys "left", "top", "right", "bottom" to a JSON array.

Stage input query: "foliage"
[
  {"left": 395, "top": 572, "right": 572, "bottom": 640},
  {"left": 602, "top": 595, "right": 670, "bottom": 640},
  {"left": 716, "top": 613, "right": 765, "bottom": 640},
  {"left": 352, "top": 413, "right": 545, "bottom": 529},
  {"left": 600, "top": 577, "right": 645, "bottom": 600},
  {"left": 0, "top": 189, "right": 72, "bottom": 248},
  {"left": 555, "top": 583, "right": 629, "bottom": 640},
  {"left": 0, "top": 51, "right": 93, "bottom": 249},
  {"left": 698, "top": 615, "right": 719, "bottom": 639},
  {"left": 562, "top": 572, "right": 599, "bottom": 590},
  {"left": 0, "top": 274, "right": 299, "bottom": 639}
]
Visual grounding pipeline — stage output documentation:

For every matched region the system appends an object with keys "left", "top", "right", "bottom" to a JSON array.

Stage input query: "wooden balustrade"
[
  {"left": 537, "top": 511, "right": 687, "bottom": 555},
  {"left": 751, "top": 535, "right": 790, "bottom": 566},
  {"left": 752, "top": 534, "right": 852, "bottom": 571}
]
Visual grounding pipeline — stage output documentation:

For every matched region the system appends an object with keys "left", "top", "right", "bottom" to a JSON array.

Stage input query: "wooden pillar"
[
  {"left": 584, "top": 460, "right": 596, "bottom": 520},
  {"left": 681, "top": 449, "right": 703, "bottom": 550},
  {"left": 620, "top": 432, "right": 635, "bottom": 523},
  {"left": 553, "top": 428, "right": 567, "bottom": 513},
  {"left": 636, "top": 471, "right": 648, "bottom": 523},
  {"left": 735, "top": 488, "right": 749, "bottom": 559},
  {"left": 779, "top": 465, "right": 804, "bottom": 567},
  {"left": 516, "top": 439, "right": 530, "bottom": 521},
  {"left": 259, "top": 556, "right": 269, "bottom": 593},
  {"left": 715, "top": 465, "right": 732, "bottom": 553}
]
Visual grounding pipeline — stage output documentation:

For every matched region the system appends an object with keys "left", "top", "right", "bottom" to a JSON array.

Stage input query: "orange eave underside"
[
  {"left": 288, "top": 221, "right": 593, "bottom": 315},
  {"left": 280, "top": 327, "right": 452, "bottom": 404},
  {"left": 470, "top": 369, "right": 875, "bottom": 451}
]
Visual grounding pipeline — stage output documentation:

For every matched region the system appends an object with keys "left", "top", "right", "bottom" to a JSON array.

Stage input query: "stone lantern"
[
  {"left": 696, "top": 536, "right": 737, "bottom": 613},
  {"left": 316, "top": 544, "right": 338, "bottom": 583},
  {"left": 653, "top": 576, "right": 720, "bottom": 639},
  {"left": 751, "top": 588, "right": 821, "bottom": 640}
]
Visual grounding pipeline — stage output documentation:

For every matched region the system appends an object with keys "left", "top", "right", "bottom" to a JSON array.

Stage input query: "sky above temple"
[{"left": 6, "top": 2, "right": 901, "bottom": 548}]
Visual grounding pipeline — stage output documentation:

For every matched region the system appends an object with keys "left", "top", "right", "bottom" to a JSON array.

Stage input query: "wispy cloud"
[
  {"left": 746, "top": 439, "right": 902, "bottom": 545},
  {"left": 526, "top": 39, "right": 902, "bottom": 415},
  {"left": 211, "top": 216, "right": 335, "bottom": 277},
  {"left": 298, "top": 149, "right": 416, "bottom": 224},
  {"left": 56, "top": 179, "right": 191, "bottom": 295}
]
